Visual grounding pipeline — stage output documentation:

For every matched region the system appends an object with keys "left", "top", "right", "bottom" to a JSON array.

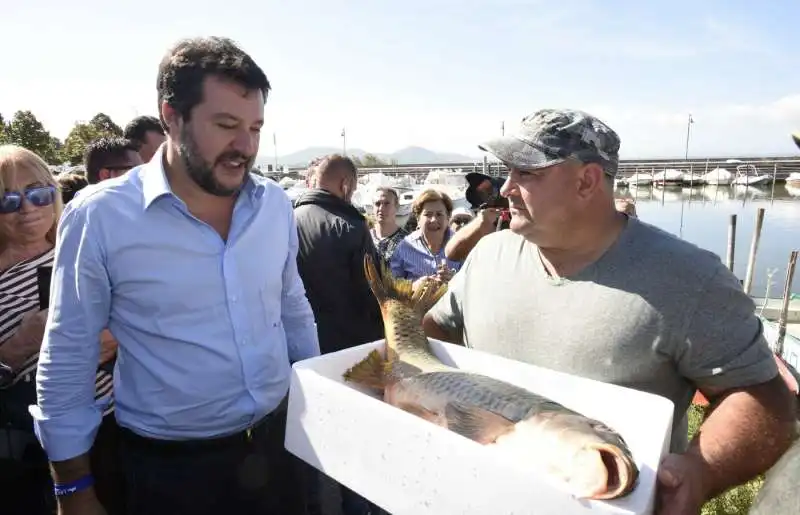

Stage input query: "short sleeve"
[
  {"left": 426, "top": 249, "right": 473, "bottom": 338},
  {"left": 676, "top": 263, "right": 778, "bottom": 390}
]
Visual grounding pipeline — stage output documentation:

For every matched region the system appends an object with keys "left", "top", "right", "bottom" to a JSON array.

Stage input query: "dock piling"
[
  {"left": 743, "top": 207, "right": 766, "bottom": 295},
  {"left": 770, "top": 162, "right": 778, "bottom": 203},
  {"left": 776, "top": 250, "right": 799, "bottom": 356},
  {"left": 726, "top": 214, "right": 737, "bottom": 272}
]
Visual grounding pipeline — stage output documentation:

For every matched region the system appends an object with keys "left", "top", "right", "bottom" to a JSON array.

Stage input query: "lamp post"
[
  {"left": 272, "top": 132, "right": 278, "bottom": 172},
  {"left": 684, "top": 114, "right": 694, "bottom": 160},
  {"left": 341, "top": 127, "right": 347, "bottom": 155}
]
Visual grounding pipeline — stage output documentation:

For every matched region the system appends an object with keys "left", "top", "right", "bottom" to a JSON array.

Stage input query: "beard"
[{"left": 178, "top": 125, "right": 255, "bottom": 197}]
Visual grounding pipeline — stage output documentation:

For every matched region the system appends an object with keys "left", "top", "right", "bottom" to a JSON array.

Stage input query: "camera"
[{"left": 465, "top": 172, "right": 509, "bottom": 210}]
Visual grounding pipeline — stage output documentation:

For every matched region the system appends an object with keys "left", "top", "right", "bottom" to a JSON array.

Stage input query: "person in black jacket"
[
  {"left": 293, "top": 154, "right": 384, "bottom": 354},
  {"left": 293, "top": 154, "right": 385, "bottom": 515}
]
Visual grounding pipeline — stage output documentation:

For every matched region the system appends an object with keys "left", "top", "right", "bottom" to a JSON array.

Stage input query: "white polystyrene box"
[{"left": 285, "top": 339, "right": 674, "bottom": 515}]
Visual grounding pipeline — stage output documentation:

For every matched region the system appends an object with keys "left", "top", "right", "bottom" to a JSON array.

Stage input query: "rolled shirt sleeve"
[
  {"left": 426, "top": 250, "right": 472, "bottom": 341},
  {"left": 30, "top": 199, "right": 110, "bottom": 462}
]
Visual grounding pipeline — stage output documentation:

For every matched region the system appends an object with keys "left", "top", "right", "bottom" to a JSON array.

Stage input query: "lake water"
[{"left": 617, "top": 183, "right": 800, "bottom": 297}]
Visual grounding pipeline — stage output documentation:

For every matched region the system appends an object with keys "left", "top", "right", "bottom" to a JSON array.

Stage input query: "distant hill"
[{"left": 259, "top": 145, "right": 475, "bottom": 168}]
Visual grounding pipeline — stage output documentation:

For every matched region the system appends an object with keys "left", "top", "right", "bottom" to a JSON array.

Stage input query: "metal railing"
[{"left": 288, "top": 156, "right": 800, "bottom": 181}]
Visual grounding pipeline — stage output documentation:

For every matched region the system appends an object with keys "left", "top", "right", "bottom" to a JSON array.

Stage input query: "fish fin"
[
  {"left": 413, "top": 278, "right": 449, "bottom": 315},
  {"left": 444, "top": 402, "right": 515, "bottom": 445},
  {"left": 382, "top": 348, "right": 410, "bottom": 382},
  {"left": 363, "top": 253, "right": 391, "bottom": 304},
  {"left": 363, "top": 254, "right": 447, "bottom": 313},
  {"left": 343, "top": 350, "right": 386, "bottom": 390}
]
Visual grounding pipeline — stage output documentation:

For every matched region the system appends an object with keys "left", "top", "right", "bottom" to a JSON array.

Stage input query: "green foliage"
[
  {"left": 687, "top": 404, "right": 764, "bottom": 515},
  {"left": 61, "top": 112, "right": 124, "bottom": 166},
  {"left": 0, "top": 113, "right": 7, "bottom": 144},
  {"left": 89, "top": 113, "right": 123, "bottom": 137},
  {"left": 3, "top": 110, "right": 61, "bottom": 164},
  {"left": 353, "top": 153, "right": 389, "bottom": 167}
]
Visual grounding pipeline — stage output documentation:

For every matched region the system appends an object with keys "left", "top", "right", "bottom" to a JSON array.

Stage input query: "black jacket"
[{"left": 293, "top": 189, "right": 384, "bottom": 354}]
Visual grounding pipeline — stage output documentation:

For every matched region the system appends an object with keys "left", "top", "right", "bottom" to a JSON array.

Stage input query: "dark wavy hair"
[{"left": 156, "top": 36, "right": 271, "bottom": 132}]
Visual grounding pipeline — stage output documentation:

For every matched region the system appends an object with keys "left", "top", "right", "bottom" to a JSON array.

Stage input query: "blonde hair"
[
  {"left": 0, "top": 144, "right": 64, "bottom": 245},
  {"left": 412, "top": 188, "right": 454, "bottom": 219}
]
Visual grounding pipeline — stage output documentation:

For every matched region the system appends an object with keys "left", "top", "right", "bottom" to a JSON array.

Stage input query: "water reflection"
[
  {"left": 615, "top": 184, "right": 799, "bottom": 296},
  {"left": 621, "top": 183, "right": 799, "bottom": 204}
]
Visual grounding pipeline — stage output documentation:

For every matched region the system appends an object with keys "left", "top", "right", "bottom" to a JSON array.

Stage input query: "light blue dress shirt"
[
  {"left": 30, "top": 149, "right": 320, "bottom": 462},
  {"left": 389, "top": 229, "right": 463, "bottom": 281}
]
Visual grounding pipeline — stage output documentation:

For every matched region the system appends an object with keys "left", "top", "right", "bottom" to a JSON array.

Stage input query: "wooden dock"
[{"left": 752, "top": 297, "right": 800, "bottom": 324}]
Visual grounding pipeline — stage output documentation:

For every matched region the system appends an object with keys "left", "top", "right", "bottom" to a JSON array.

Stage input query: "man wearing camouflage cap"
[{"left": 423, "top": 108, "right": 795, "bottom": 514}]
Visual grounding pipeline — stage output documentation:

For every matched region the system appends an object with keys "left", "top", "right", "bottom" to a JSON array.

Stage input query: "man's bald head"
[{"left": 314, "top": 154, "right": 359, "bottom": 202}]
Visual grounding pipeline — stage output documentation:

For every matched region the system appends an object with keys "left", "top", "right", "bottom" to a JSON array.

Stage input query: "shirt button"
[{"left": 230, "top": 296, "right": 237, "bottom": 302}]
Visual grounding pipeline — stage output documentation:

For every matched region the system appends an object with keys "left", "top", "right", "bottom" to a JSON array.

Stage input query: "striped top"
[
  {"left": 0, "top": 248, "right": 114, "bottom": 417},
  {"left": 370, "top": 226, "right": 409, "bottom": 264},
  {"left": 389, "top": 229, "right": 463, "bottom": 281}
]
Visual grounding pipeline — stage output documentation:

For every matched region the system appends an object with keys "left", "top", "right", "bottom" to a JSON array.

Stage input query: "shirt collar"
[
  {"left": 141, "top": 143, "right": 266, "bottom": 209},
  {"left": 141, "top": 144, "right": 173, "bottom": 209}
]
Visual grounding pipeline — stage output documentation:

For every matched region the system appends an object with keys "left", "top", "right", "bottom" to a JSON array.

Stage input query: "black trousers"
[
  {"left": 91, "top": 413, "right": 126, "bottom": 515},
  {"left": 0, "top": 443, "right": 55, "bottom": 515},
  {"left": 119, "top": 406, "right": 308, "bottom": 515}
]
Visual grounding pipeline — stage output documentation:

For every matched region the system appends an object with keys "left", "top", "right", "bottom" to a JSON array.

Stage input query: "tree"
[
  {"left": 4, "top": 110, "right": 60, "bottom": 164},
  {"left": 0, "top": 113, "right": 7, "bottom": 144},
  {"left": 60, "top": 113, "right": 123, "bottom": 165},
  {"left": 353, "top": 153, "right": 389, "bottom": 167},
  {"left": 89, "top": 113, "right": 123, "bottom": 137}
]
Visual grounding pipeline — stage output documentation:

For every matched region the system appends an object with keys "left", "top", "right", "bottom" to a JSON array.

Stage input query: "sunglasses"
[{"left": 0, "top": 185, "right": 57, "bottom": 214}]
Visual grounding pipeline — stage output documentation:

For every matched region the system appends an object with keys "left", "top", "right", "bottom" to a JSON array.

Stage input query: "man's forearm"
[
  {"left": 444, "top": 219, "right": 492, "bottom": 261},
  {"left": 691, "top": 376, "right": 797, "bottom": 498},
  {"left": 422, "top": 314, "right": 462, "bottom": 345},
  {"left": 0, "top": 332, "right": 40, "bottom": 369},
  {"left": 51, "top": 454, "right": 98, "bottom": 507}
]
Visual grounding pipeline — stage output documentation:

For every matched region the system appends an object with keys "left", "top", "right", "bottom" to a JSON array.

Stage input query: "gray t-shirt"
[{"left": 428, "top": 216, "right": 778, "bottom": 453}]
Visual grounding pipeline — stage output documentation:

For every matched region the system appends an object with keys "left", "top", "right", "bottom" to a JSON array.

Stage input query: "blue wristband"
[{"left": 54, "top": 475, "right": 94, "bottom": 497}]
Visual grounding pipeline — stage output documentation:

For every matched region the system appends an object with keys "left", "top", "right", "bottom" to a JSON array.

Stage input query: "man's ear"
[
  {"left": 161, "top": 101, "right": 180, "bottom": 134},
  {"left": 575, "top": 163, "right": 606, "bottom": 201}
]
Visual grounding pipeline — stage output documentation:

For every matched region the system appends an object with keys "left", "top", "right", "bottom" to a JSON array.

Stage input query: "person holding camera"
[
  {"left": 422, "top": 108, "right": 795, "bottom": 515},
  {"left": 444, "top": 172, "right": 508, "bottom": 261}
]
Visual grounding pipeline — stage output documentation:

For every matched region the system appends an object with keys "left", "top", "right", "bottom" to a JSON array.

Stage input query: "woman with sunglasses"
[{"left": 0, "top": 144, "right": 63, "bottom": 514}]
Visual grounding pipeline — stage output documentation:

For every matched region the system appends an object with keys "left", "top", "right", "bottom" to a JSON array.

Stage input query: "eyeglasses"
[{"left": 0, "top": 185, "right": 57, "bottom": 214}]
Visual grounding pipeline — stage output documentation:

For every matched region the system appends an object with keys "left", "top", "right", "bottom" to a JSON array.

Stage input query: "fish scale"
[{"left": 401, "top": 370, "right": 564, "bottom": 424}]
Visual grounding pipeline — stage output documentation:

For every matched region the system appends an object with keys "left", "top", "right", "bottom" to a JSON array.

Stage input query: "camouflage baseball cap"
[{"left": 478, "top": 108, "right": 621, "bottom": 176}]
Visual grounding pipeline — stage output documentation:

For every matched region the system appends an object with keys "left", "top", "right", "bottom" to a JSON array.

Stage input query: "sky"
[{"left": 2, "top": 0, "right": 799, "bottom": 160}]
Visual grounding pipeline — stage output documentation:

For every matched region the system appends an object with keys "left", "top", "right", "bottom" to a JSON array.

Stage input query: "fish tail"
[
  {"left": 343, "top": 349, "right": 387, "bottom": 390},
  {"left": 363, "top": 254, "right": 448, "bottom": 314}
]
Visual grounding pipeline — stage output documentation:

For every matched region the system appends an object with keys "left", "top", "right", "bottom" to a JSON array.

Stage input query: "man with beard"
[
  {"left": 422, "top": 109, "right": 796, "bottom": 515},
  {"left": 30, "top": 36, "right": 319, "bottom": 515},
  {"left": 293, "top": 154, "right": 384, "bottom": 515}
]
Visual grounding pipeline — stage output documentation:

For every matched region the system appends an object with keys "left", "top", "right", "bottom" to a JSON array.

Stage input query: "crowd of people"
[{"left": 0, "top": 34, "right": 797, "bottom": 515}]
